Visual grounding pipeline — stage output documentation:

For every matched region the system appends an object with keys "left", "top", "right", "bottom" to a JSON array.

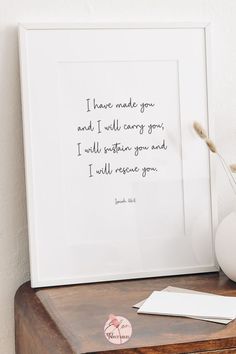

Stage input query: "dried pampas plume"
[
  {"left": 193, "top": 121, "right": 217, "bottom": 153},
  {"left": 193, "top": 121, "right": 208, "bottom": 139},
  {"left": 193, "top": 121, "right": 236, "bottom": 194},
  {"left": 230, "top": 164, "right": 236, "bottom": 173},
  {"left": 205, "top": 138, "right": 217, "bottom": 153}
]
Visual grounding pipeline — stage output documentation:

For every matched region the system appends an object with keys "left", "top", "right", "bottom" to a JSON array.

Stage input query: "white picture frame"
[{"left": 19, "top": 23, "right": 219, "bottom": 287}]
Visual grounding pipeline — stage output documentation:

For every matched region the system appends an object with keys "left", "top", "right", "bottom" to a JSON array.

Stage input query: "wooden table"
[{"left": 15, "top": 272, "right": 236, "bottom": 353}]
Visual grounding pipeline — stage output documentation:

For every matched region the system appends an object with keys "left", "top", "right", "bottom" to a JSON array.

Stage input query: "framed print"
[{"left": 18, "top": 23, "right": 218, "bottom": 287}]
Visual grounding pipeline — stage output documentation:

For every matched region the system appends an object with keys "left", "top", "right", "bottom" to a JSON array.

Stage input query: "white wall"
[{"left": 0, "top": 0, "right": 236, "bottom": 352}]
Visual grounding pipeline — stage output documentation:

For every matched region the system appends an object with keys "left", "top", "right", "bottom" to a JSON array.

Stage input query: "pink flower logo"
[{"left": 104, "top": 314, "right": 132, "bottom": 344}]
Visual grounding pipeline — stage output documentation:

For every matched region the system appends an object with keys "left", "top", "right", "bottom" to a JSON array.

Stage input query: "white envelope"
[{"left": 136, "top": 287, "right": 236, "bottom": 324}]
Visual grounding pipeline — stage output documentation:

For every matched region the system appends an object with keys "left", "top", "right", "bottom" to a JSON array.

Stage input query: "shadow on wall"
[{"left": 0, "top": 25, "right": 30, "bottom": 354}]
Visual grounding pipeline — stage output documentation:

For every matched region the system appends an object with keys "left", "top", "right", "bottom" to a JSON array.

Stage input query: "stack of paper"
[{"left": 133, "top": 287, "right": 236, "bottom": 324}]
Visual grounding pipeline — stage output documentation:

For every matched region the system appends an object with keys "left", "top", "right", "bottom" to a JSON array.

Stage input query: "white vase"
[{"left": 215, "top": 211, "right": 236, "bottom": 282}]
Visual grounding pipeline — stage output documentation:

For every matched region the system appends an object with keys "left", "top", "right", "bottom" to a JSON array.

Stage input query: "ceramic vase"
[{"left": 215, "top": 211, "right": 236, "bottom": 282}]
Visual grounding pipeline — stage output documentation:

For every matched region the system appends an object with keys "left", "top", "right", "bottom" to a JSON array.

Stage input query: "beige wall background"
[{"left": 1, "top": 0, "right": 236, "bottom": 352}]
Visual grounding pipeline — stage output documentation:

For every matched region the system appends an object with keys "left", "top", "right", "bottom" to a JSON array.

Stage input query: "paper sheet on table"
[
  {"left": 137, "top": 290, "right": 236, "bottom": 320},
  {"left": 133, "top": 287, "right": 234, "bottom": 324}
]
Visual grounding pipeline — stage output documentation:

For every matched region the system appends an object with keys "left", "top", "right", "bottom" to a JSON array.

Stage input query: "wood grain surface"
[{"left": 15, "top": 272, "right": 236, "bottom": 353}]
